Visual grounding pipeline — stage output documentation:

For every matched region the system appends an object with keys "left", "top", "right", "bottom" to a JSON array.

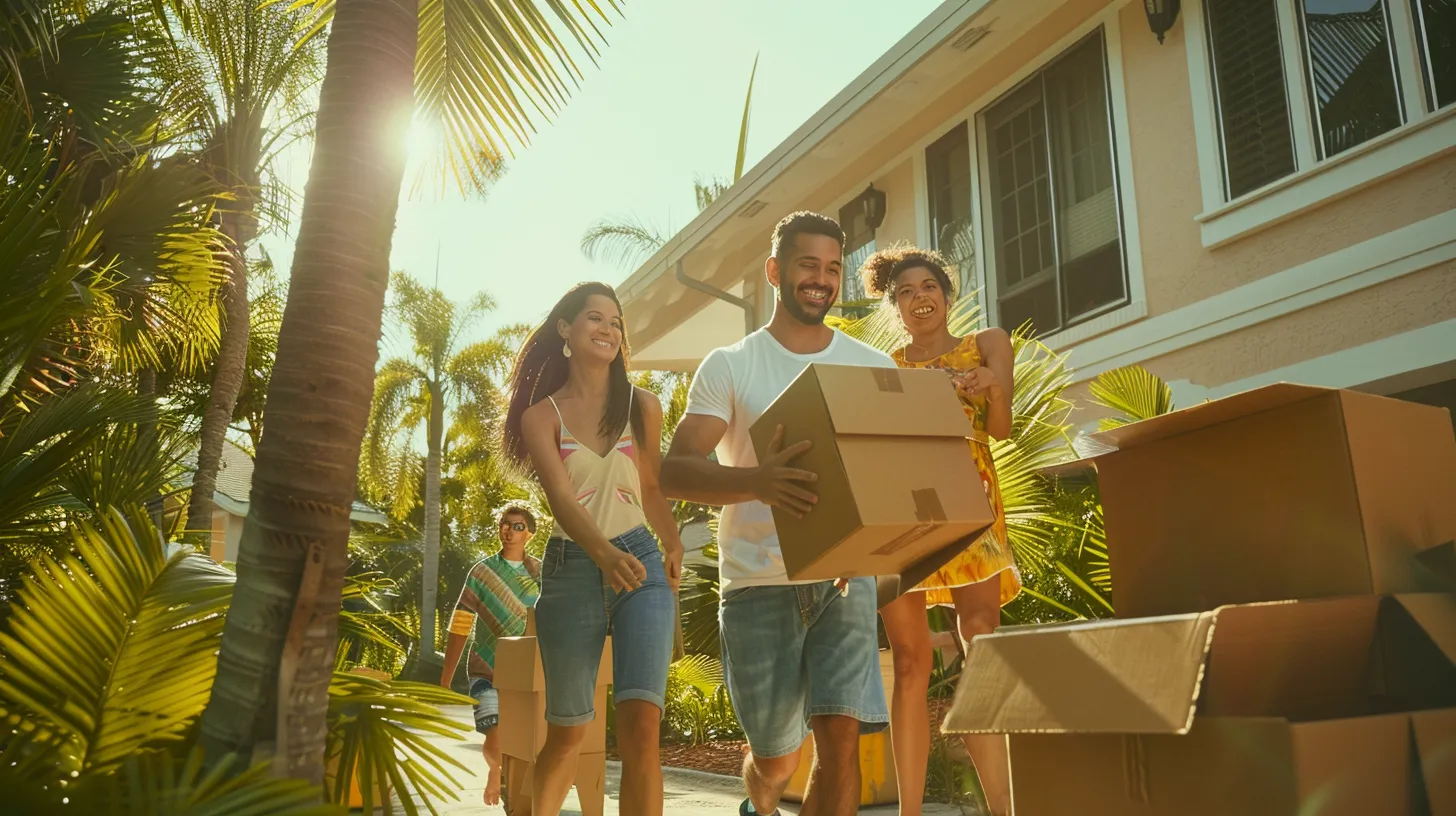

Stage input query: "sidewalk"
[{"left": 409, "top": 705, "right": 969, "bottom": 815}]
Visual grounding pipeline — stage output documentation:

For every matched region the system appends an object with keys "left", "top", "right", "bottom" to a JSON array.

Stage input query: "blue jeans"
[
  {"left": 468, "top": 677, "right": 499, "bottom": 734},
  {"left": 535, "top": 525, "right": 674, "bottom": 726},
  {"left": 720, "top": 578, "right": 889, "bottom": 758}
]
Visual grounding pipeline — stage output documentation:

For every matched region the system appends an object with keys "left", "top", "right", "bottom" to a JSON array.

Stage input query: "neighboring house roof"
[{"left": 182, "top": 441, "right": 390, "bottom": 526}]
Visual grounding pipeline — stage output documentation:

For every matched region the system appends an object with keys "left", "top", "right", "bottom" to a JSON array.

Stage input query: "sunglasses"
[{"left": 500, "top": 522, "right": 528, "bottom": 532}]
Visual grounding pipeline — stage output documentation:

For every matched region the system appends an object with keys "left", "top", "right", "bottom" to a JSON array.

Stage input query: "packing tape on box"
[
  {"left": 872, "top": 368, "right": 903, "bottom": 393},
  {"left": 913, "top": 488, "right": 947, "bottom": 522},
  {"left": 872, "top": 489, "right": 946, "bottom": 558}
]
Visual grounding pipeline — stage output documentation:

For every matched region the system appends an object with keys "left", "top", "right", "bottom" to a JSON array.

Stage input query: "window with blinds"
[
  {"left": 983, "top": 29, "right": 1127, "bottom": 337},
  {"left": 1205, "top": 0, "right": 1298, "bottom": 199}
]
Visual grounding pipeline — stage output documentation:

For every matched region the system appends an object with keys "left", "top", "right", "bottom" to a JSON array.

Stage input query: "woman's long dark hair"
[{"left": 501, "top": 282, "right": 645, "bottom": 471}]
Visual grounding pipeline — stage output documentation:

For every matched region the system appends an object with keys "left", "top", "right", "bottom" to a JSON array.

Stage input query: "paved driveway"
[{"left": 409, "top": 705, "right": 969, "bottom": 815}]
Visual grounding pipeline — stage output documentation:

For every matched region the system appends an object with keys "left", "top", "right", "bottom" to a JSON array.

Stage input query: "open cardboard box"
[
  {"left": 1060, "top": 384, "right": 1456, "bottom": 617},
  {"left": 944, "top": 594, "right": 1456, "bottom": 815},
  {"left": 493, "top": 635, "right": 612, "bottom": 760},
  {"left": 748, "top": 363, "right": 994, "bottom": 602}
]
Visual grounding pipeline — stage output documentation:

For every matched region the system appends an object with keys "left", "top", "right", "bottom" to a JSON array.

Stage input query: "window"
[
  {"left": 983, "top": 30, "right": 1126, "bottom": 337},
  {"left": 1206, "top": 0, "right": 1298, "bottom": 197},
  {"left": 925, "top": 122, "right": 975, "bottom": 292},
  {"left": 837, "top": 198, "right": 875, "bottom": 316},
  {"left": 1298, "top": 0, "right": 1405, "bottom": 158},
  {"left": 1414, "top": 0, "right": 1456, "bottom": 110},
  {"left": 1199, "top": 0, "right": 1452, "bottom": 215}
]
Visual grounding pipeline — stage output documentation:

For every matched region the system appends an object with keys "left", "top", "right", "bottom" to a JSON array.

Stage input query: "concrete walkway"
[{"left": 408, "top": 705, "right": 969, "bottom": 815}]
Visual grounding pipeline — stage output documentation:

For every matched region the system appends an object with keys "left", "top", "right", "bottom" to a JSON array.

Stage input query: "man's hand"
[
  {"left": 752, "top": 425, "right": 818, "bottom": 518},
  {"left": 596, "top": 546, "right": 648, "bottom": 593}
]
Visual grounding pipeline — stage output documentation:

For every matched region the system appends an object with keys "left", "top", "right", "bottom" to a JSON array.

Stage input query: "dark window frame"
[{"left": 978, "top": 26, "right": 1131, "bottom": 338}]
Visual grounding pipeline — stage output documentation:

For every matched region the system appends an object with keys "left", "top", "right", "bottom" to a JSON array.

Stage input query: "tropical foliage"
[
  {"left": 662, "top": 654, "right": 742, "bottom": 746},
  {"left": 360, "top": 273, "right": 527, "bottom": 653},
  {"left": 0, "top": 507, "right": 472, "bottom": 813}
]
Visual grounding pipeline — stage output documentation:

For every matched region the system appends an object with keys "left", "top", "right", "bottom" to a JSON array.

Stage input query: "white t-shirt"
[{"left": 683, "top": 327, "right": 895, "bottom": 592}]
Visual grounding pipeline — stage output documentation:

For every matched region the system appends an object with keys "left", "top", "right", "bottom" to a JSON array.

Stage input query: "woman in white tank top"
[{"left": 502, "top": 282, "right": 683, "bottom": 816}]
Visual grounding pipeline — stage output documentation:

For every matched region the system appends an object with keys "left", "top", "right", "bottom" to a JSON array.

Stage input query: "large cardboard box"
[
  {"left": 748, "top": 363, "right": 994, "bottom": 594},
  {"left": 494, "top": 635, "right": 612, "bottom": 760},
  {"left": 1076, "top": 384, "right": 1456, "bottom": 617},
  {"left": 943, "top": 594, "right": 1456, "bottom": 815}
]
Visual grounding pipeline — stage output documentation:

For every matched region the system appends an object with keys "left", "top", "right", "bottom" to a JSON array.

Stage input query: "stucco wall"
[{"left": 1116, "top": 3, "right": 1456, "bottom": 316}]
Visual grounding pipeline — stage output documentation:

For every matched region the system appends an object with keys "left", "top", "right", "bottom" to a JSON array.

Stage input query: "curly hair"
[{"left": 859, "top": 245, "right": 955, "bottom": 300}]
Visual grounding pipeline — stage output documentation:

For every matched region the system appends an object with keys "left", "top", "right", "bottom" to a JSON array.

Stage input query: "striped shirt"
[{"left": 447, "top": 553, "right": 541, "bottom": 681}]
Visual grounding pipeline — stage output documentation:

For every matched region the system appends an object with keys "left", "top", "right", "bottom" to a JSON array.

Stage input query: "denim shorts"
[
  {"left": 469, "top": 677, "right": 499, "bottom": 734},
  {"left": 720, "top": 578, "right": 889, "bottom": 758},
  {"left": 535, "top": 525, "right": 674, "bottom": 726}
]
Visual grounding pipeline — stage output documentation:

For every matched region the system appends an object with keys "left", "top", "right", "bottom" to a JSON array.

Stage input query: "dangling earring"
[{"left": 562, "top": 340, "right": 572, "bottom": 358}]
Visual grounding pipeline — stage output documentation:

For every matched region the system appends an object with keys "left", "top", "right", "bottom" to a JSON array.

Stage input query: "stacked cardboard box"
[
  {"left": 944, "top": 384, "right": 1456, "bottom": 815},
  {"left": 494, "top": 610, "right": 612, "bottom": 816}
]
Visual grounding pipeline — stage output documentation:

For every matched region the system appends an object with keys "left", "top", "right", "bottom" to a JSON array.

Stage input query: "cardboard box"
[
  {"left": 1006, "top": 709, "right": 1456, "bottom": 816},
  {"left": 494, "top": 635, "right": 612, "bottom": 760},
  {"left": 943, "top": 594, "right": 1456, "bottom": 815},
  {"left": 748, "top": 363, "right": 994, "bottom": 593},
  {"left": 1076, "top": 384, "right": 1456, "bottom": 617},
  {"left": 502, "top": 751, "right": 606, "bottom": 816}
]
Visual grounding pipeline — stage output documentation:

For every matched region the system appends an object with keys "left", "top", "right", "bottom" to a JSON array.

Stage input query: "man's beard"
[{"left": 780, "top": 285, "right": 834, "bottom": 325}]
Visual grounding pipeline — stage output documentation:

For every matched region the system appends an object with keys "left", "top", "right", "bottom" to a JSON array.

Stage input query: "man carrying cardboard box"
[
  {"left": 440, "top": 504, "right": 542, "bottom": 807},
  {"left": 663, "top": 211, "right": 891, "bottom": 816}
]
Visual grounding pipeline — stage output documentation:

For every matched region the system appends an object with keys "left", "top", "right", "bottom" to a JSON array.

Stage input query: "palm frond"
[
  {"left": 407, "top": 0, "right": 619, "bottom": 196},
  {"left": 79, "top": 750, "right": 341, "bottom": 816},
  {"left": 579, "top": 216, "right": 668, "bottom": 269},
  {"left": 1088, "top": 365, "right": 1175, "bottom": 431},
  {"left": 732, "top": 52, "right": 758, "bottom": 183},
  {"left": 325, "top": 672, "right": 472, "bottom": 816},
  {"left": 0, "top": 507, "right": 236, "bottom": 775}
]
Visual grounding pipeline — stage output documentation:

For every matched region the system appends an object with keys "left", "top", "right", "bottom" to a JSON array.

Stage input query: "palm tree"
[
  {"left": 581, "top": 53, "right": 759, "bottom": 269},
  {"left": 165, "top": 0, "right": 325, "bottom": 539},
  {"left": 196, "top": 0, "right": 619, "bottom": 783},
  {"left": 0, "top": 506, "right": 472, "bottom": 812},
  {"left": 360, "top": 272, "right": 514, "bottom": 655}
]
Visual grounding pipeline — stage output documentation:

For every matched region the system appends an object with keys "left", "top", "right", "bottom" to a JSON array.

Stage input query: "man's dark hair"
[
  {"left": 770, "top": 211, "right": 845, "bottom": 265},
  {"left": 500, "top": 505, "right": 536, "bottom": 533}
]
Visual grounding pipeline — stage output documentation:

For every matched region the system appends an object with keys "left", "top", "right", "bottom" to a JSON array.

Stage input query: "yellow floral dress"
[{"left": 892, "top": 334, "right": 1021, "bottom": 607}]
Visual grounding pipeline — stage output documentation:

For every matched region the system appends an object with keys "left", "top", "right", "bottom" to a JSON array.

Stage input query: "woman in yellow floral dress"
[{"left": 860, "top": 246, "right": 1018, "bottom": 816}]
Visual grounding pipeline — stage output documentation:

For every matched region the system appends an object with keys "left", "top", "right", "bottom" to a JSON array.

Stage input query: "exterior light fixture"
[{"left": 1144, "top": 0, "right": 1180, "bottom": 43}]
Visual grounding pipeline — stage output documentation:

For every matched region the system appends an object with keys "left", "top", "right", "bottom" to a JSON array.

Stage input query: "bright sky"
[{"left": 259, "top": 0, "right": 943, "bottom": 348}]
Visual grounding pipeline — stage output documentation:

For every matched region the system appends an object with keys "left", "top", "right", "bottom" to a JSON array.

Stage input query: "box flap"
[
  {"left": 1394, "top": 594, "right": 1456, "bottom": 667},
  {"left": 1417, "top": 541, "right": 1456, "bottom": 590},
  {"left": 1411, "top": 709, "right": 1456, "bottom": 816},
  {"left": 811, "top": 364, "right": 973, "bottom": 438},
  {"left": 1088, "top": 383, "right": 1333, "bottom": 452},
  {"left": 943, "top": 613, "right": 1217, "bottom": 735}
]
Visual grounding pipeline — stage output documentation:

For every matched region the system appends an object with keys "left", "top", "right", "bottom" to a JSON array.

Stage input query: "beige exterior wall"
[{"left": 1117, "top": 3, "right": 1456, "bottom": 316}]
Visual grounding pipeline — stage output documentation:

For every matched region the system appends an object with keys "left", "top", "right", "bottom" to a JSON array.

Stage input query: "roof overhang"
[{"left": 621, "top": 0, "right": 1076, "bottom": 369}]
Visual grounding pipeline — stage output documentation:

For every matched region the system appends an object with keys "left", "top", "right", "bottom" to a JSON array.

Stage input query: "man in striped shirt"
[{"left": 440, "top": 504, "right": 542, "bottom": 807}]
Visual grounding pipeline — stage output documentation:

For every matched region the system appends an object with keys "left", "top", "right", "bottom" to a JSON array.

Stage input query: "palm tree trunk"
[
  {"left": 197, "top": 0, "right": 417, "bottom": 786},
  {"left": 185, "top": 220, "right": 251, "bottom": 539},
  {"left": 420, "top": 379, "right": 443, "bottom": 656}
]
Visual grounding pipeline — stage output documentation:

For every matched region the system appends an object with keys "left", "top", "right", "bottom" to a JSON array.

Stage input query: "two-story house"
[{"left": 617, "top": 0, "right": 1455, "bottom": 427}]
